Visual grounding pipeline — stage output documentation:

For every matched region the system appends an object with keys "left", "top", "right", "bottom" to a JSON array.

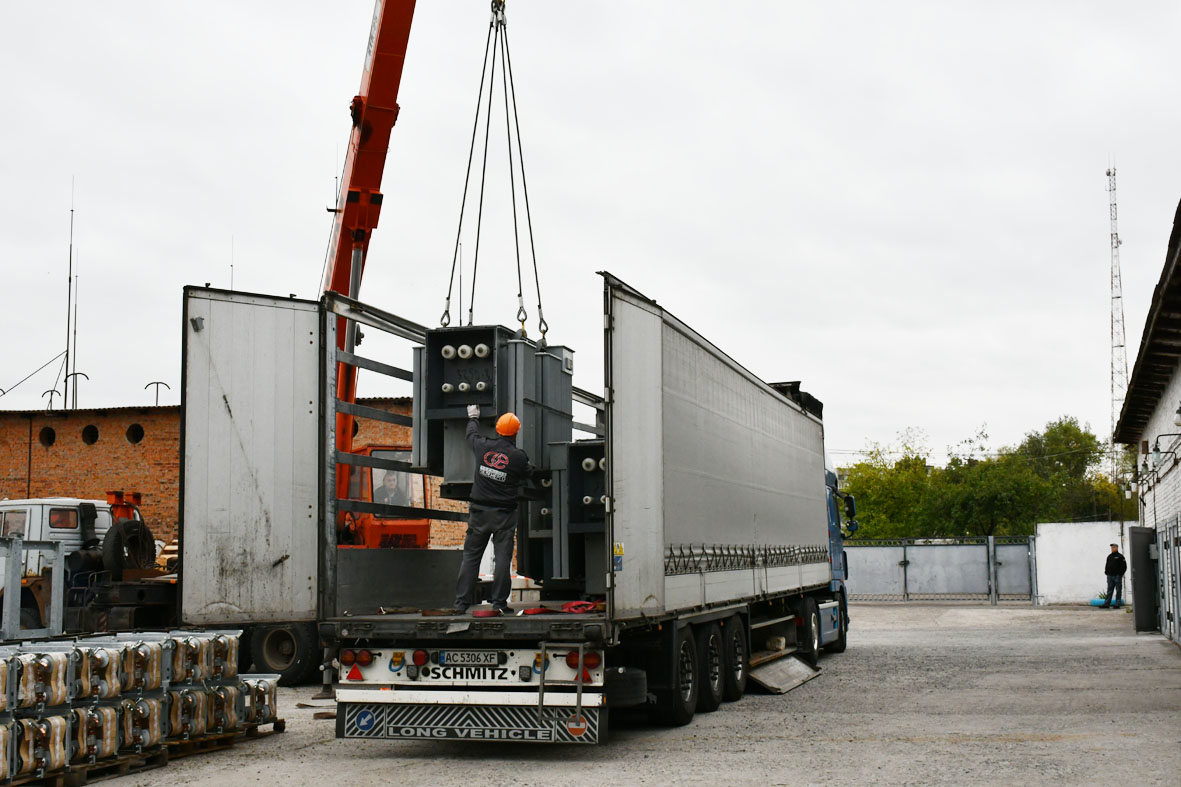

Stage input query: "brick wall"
[
  {"left": 0, "top": 398, "right": 468, "bottom": 548},
  {"left": 0, "top": 407, "right": 180, "bottom": 540}
]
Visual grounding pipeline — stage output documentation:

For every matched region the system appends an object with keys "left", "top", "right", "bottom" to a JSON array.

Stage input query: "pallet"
[
  {"left": 8, "top": 747, "right": 169, "bottom": 787},
  {"left": 5, "top": 719, "right": 285, "bottom": 786},
  {"left": 167, "top": 718, "right": 286, "bottom": 759}
]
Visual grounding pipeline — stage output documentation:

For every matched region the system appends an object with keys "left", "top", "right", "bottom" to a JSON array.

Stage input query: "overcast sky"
[{"left": 2, "top": 1, "right": 1179, "bottom": 466}]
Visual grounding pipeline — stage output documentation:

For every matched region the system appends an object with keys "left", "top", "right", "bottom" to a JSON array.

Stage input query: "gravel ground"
[{"left": 117, "top": 604, "right": 1180, "bottom": 786}]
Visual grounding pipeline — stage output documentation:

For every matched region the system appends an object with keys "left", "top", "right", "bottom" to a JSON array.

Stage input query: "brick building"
[{"left": 0, "top": 397, "right": 466, "bottom": 546}]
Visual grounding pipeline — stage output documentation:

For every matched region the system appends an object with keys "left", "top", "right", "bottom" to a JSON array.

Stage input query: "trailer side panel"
[{"left": 605, "top": 275, "right": 830, "bottom": 620}]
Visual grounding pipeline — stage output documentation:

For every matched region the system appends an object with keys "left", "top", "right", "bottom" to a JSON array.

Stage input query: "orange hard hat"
[{"left": 496, "top": 412, "right": 521, "bottom": 437}]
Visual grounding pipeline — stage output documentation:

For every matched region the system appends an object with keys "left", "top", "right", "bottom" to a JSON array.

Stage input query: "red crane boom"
[{"left": 325, "top": 0, "right": 416, "bottom": 467}]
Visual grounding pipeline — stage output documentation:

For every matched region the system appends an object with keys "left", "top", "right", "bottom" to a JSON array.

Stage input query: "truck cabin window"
[
  {"left": 371, "top": 451, "right": 425, "bottom": 513},
  {"left": 49, "top": 508, "right": 78, "bottom": 529},
  {"left": 1, "top": 510, "right": 27, "bottom": 537}
]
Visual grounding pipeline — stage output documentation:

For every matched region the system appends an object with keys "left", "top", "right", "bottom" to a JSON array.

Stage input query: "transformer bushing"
[{"left": 411, "top": 325, "right": 573, "bottom": 498}]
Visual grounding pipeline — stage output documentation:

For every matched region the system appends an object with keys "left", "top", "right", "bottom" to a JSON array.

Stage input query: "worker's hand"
[{"left": 467, "top": 404, "right": 480, "bottom": 419}]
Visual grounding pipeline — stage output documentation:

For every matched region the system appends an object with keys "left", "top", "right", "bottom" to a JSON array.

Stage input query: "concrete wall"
[{"left": 1034, "top": 521, "right": 1134, "bottom": 605}]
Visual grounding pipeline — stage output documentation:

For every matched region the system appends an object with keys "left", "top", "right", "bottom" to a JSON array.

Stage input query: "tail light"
[
  {"left": 356, "top": 649, "right": 373, "bottom": 667},
  {"left": 412, "top": 650, "right": 429, "bottom": 667},
  {"left": 565, "top": 651, "right": 601, "bottom": 669},
  {"left": 340, "top": 649, "right": 356, "bottom": 666}
]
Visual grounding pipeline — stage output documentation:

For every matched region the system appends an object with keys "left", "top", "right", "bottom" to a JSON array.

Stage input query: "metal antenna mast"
[{"left": 1107, "top": 167, "right": 1129, "bottom": 484}]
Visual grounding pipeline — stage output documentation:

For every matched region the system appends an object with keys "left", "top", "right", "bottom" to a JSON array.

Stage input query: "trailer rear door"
[{"left": 180, "top": 288, "right": 322, "bottom": 625}]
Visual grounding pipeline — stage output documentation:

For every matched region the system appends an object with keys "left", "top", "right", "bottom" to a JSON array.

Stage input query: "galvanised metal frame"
[
  {"left": 843, "top": 536, "right": 1037, "bottom": 604},
  {"left": 319, "top": 293, "right": 470, "bottom": 619},
  {"left": 0, "top": 538, "right": 65, "bottom": 641}
]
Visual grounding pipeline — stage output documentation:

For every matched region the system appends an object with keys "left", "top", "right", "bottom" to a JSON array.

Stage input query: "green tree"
[{"left": 841, "top": 430, "right": 933, "bottom": 538}]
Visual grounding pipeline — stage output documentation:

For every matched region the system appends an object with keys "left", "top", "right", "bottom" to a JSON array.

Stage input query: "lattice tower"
[{"left": 1108, "top": 167, "right": 1128, "bottom": 483}]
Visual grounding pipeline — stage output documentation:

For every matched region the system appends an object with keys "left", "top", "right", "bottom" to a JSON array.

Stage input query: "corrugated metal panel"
[{"left": 181, "top": 289, "right": 320, "bottom": 625}]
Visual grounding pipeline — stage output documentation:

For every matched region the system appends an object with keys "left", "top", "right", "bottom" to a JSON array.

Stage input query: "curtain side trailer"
[{"left": 331, "top": 274, "right": 853, "bottom": 744}]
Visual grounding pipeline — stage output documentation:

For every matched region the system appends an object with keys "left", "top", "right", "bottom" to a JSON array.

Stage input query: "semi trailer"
[{"left": 327, "top": 274, "right": 855, "bottom": 743}]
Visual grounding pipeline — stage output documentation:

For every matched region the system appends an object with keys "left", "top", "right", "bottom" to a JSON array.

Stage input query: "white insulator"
[
  {"left": 441, "top": 383, "right": 454, "bottom": 393},
  {"left": 598, "top": 457, "right": 607, "bottom": 471},
  {"left": 540, "top": 477, "right": 553, "bottom": 488},
  {"left": 457, "top": 344, "right": 473, "bottom": 359},
  {"left": 474, "top": 343, "right": 490, "bottom": 358},
  {"left": 582, "top": 496, "right": 594, "bottom": 505},
  {"left": 600, "top": 495, "right": 608, "bottom": 505},
  {"left": 458, "top": 382, "right": 470, "bottom": 393},
  {"left": 441, "top": 345, "right": 457, "bottom": 359},
  {"left": 540, "top": 507, "right": 551, "bottom": 516},
  {"left": 475, "top": 381, "right": 487, "bottom": 392},
  {"left": 581, "top": 458, "right": 597, "bottom": 472}
]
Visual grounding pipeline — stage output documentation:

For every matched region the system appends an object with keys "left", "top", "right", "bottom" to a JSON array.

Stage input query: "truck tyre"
[
  {"left": 721, "top": 615, "right": 748, "bottom": 701},
  {"left": 650, "top": 626, "right": 699, "bottom": 726},
  {"left": 694, "top": 623, "right": 724, "bottom": 712},
  {"left": 251, "top": 623, "right": 318, "bottom": 685},
  {"left": 825, "top": 590, "right": 848, "bottom": 653},
  {"left": 102, "top": 519, "right": 156, "bottom": 579},
  {"left": 797, "top": 597, "right": 820, "bottom": 667},
  {"left": 20, "top": 606, "right": 41, "bottom": 630}
]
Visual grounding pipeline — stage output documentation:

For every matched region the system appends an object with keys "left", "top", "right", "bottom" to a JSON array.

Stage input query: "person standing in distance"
[
  {"left": 1100, "top": 543, "right": 1127, "bottom": 608},
  {"left": 453, "top": 404, "right": 531, "bottom": 614}
]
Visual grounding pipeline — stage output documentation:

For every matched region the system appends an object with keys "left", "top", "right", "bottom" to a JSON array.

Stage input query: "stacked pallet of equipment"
[{"left": 0, "top": 631, "right": 281, "bottom": 783}]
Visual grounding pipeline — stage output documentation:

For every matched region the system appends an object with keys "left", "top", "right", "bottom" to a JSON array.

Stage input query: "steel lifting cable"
[
  {"left": 466, "top": 13, "right": 501, "bottom": 327},
  {"left": 441, "top": 0, "right": 548, "bottom": 336},
  {"left": 440, "top": 10, "right": 497, "bottom": 328},
  {"left": 501, "top": 21, "right": 547, "bottom": 340},
  {"left": 496, "top": 11, "right": 528, "bottom": 333}
]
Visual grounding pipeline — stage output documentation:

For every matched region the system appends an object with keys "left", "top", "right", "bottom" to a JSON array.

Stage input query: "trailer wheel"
[
  {"left": 651, "top": 626, "right": 698, "bottom": 726},
  {"left": 721, "top": 615, "right": 748, "bottom": 701},
  {"left": 824, "top": 590, "right": 848, "bottom": 653},
  {"left": 798, "top": 597, "right": 820, "bottom": 667},
  {"left": 251, "top": 623, "right": 318, "bottom": 685},
  {"left": 695, "top": 623, "right": 724, "bottom": 712}
]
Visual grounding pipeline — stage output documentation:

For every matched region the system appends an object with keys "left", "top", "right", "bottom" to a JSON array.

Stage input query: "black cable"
[
  {"left": 467, "top": 19, "right": 502, "bottom": 325},
  {"left": 502, "top": 23, "right": 547, "bottom": 337},
  {"left": 0, "top": 350, "right": 66, "bottom": 399},
  {"left": 440, "top": 16, "right": 496, "bottom": 327},
  {"left": 497, "top": 22, "right": 526, "bottom": 328}
]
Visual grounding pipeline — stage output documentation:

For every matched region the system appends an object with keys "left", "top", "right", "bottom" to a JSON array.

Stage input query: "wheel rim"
[
  {"left": 261, "top": 629, "right": 298, "bottom": 671},
  {"left": 730, "top": 628, "right": 746, "bottom": 682},
  {"left": 705, "top": 633, "right": 722, "bottom": 692},
  {"left": 677, "top": 640, "right": 695, "bottom": 703},
  {"left": 810, "top": 612, "right": 819, "bottom": 653}
]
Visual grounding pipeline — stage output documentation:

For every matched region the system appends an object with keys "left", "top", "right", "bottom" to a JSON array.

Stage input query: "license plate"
[{"left": 439, "top": 651, "right": 498, "bottom": 666}]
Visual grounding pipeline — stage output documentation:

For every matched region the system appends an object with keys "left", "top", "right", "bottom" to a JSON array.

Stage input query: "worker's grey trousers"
[
  {"left": 1103, "top": 574, "right": 1124, "bottom": 607},
  {"left": 454, "top": 503, "right": 517, "bottom": 611}
]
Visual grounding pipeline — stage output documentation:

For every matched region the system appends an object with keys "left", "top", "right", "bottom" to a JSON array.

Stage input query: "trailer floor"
[{"left": 114, "top": 604, "right": 1181, "bottom": 786}]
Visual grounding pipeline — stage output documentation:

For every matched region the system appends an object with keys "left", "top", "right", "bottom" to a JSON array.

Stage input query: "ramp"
[{"left": 748, "top": 655, "right": 821, "bottom": 694}]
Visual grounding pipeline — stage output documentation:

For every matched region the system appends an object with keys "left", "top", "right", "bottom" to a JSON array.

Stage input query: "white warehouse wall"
[{"left": 1035, "top": 521, "right": 1134, "bottom": 605}]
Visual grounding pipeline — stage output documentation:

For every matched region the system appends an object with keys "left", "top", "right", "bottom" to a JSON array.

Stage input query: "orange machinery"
[{"left": 322, "top": 1, "right": 434, "bottom": 548}]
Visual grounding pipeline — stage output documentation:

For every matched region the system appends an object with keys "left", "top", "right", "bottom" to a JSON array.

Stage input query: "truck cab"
[{"left": 0, "top": 496, "right": 139, "bottom": 629}]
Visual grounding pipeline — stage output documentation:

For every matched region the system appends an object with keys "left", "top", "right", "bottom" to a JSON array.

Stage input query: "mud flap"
[{"left": 748, "top": 655, "right": 820, "bottom": 694}]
